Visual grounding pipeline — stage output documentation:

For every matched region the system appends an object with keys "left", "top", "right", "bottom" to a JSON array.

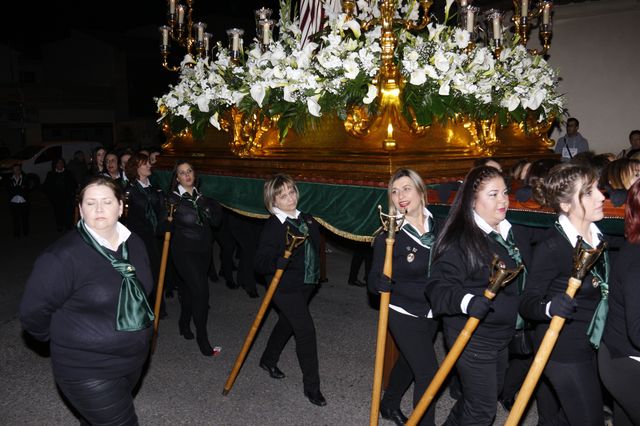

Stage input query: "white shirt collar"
[
  {"left": 473, "top": 211, "right": 512, "bottom": 240},
  {"left": 558, "top": 214, "right": 602, "bottom": 247},
  {"left": 273, "top": 207, "right": 301, "bottom": 224},
  {"left": 84, "top": 221, "right": 131, "bottom": 252},
  {"left": 137, "top": 179, "right": 151, "bottom": 188},
  {"left": 176, "top": 185, "right": 198, "bottom": 197},
  {"left": 401, "top": 208, "right": 434, "bottom": 247}
]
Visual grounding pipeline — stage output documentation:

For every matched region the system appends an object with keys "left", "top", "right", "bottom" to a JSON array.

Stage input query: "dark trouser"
[
  {"left": 213, "top": 210, "right": 236, "bottom": 282},
  {"left": 172, "top": 248, "right": 211, "bottom": 338},
  {"left": 382, "top": 310, "right": 438, "bottom": 426},
  {"left": 261, "top": 286, "right": 320, "bottom": 393},
  {"left": 52, "top": 199, "right": 74, "bottom": 230},
  {"left": 543, "top": 355, "right": 603, "bottom": 426},
  {"left": 444, "top": 327, "right": 509, "bottom": 426},
  {"left": 142, "top": 234, "right": 165, "bottom": 315},
  {"left": 56, "top": 369, "right": 142, "bottom": 426},
  {"left": 598, "top": 342, "right": 640, "bottom": 426},
  {"left": 10, "top": 202, "right": 29, "bottom": 237},
  {"left": 348, "top": 242, "right": 373, "bottom": 283},
  {"left": 228, "top": 213, "right": 262, "bottom": 293}
]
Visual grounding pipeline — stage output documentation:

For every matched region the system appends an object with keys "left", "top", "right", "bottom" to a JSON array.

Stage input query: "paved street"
[{"left": 0, "top": 189, "right": 537, "bottom": 425}]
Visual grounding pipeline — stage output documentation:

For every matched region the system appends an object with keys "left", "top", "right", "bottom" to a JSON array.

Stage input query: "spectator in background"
[
  {"left": 8, "top": 163, "right": 30, "bottom": 238},
  {"left": 102, "top": 152, "right": 125, "bottom": 188},
  {"left": 119, "top": 150, "right": 133, "bottom": 187},
  {"left": 66, "top": 150, "right": 89, "bottom": 188},
  {"left": 474, "top": 157, "right": 502, "bottom": 172},
  {"left": 554, "top": 117, "right": 589, "bottom": 162},
  {"left": 44, "top": 158, "right": 77, "bottom": 231},
  {"left": 617, "top": 129, "right": 640, "bottom": 159},
  {"left": 515, "top": 158, "right": 561, "bottom": 203},
  {"left": 89, "top": 147, "right": 106, "bottom": 176},
  {"left": 600, "top": 158, "right": 640, "bottom": 206},
  {"left": 149, "top": 148, "right": 161, "bottom": 166}
]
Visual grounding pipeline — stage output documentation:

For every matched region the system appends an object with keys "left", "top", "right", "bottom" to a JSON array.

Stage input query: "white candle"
[
  {"left": 492, "top": 16, "right": 501, "bottom": 39},
  {"left": 168, "top": 0, "right": 176, "bottom": 14},
  {"left": 204, "top": 33, "right": 211, "bottom": 53},
  {"left": 195, "top": 23, "right": 205, "bottom": 41},
  {"left": 160, "top": 27, "right": 169, "bottom": 47},
  {"left": 232, "top": 34, "right": 240, "bottom": 52},
  {"left": 521, "top": 0, "right": 528, "bottom": 17},
  {"left": 543, "top": 3, "right": 551, "bottom": 25},
  {"left": 177, "top": 5, "right": 185, "bottom": 24},
  {"left": 466, "top": 8, "right": 475, "bottom": 32},
  {"left": 262, "top": 21, "right": 270, "bottom": 45}
]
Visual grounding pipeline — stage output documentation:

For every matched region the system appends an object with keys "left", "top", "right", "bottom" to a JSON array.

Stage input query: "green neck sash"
[
  {"left": 403, "top": 219, "right": 436, "bottom": 277},
  {"left": 489, "top": 229, "right": 527, "bottom": 329},
  {"left": 286, "top": 216, "right": 319, "bottom": 284},
  {"left": 77, "top": 220, "right": 155, "bottom": 331},
  {"left": 180, "top": 189, "right": 208, "bottom": 226},
  {"left": 554, "top": 221, "right": 610, "bottom": 348},
  {"left": 134, "top": 181, "right": 158, "bottom": 233}
]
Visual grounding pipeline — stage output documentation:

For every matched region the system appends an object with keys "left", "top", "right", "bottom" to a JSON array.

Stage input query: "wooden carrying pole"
[
  {"left": 222, "top": 230, "right": 306, "bottom": 396},
  {"left": 505, "top": 239, "right": 605, "bottom": 426},
  {"left": 370, "top": 207, "right": 403, "bottom": 426},
  {"left": 151, "top": 203, "right": 176, "bottom": 353},
  {"left": 406, "top": 257, "right": 523, "bottom": 426}
]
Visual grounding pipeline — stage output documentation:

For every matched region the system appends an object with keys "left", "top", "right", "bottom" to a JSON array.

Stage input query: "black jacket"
[
  {"left": 124, "top": 182, "right": 167, "bottom": 241},
  {"left": 167, "top": 190, "right": 222, "bottom": 251},
  {"left": 19, "top": 230, "right": 153, "bottom": 379},
  {"left": 8, "top": 173, "right": 29, "bottom": 202},
  {"left": 254, "top": 213, "right": 320, "bottom": 293}
]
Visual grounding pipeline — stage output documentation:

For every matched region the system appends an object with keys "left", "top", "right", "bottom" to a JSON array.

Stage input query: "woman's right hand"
[
  {"left": 375, "top": 273, "right": 393, "bottom": 293},
  {"left": 548, "top": 293, "right": 578, "bottom": 319}
]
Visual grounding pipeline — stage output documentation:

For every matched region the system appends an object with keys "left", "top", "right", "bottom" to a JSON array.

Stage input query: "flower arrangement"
[{"left": 156, "top": 0, "right": 564, "bottom": 141}]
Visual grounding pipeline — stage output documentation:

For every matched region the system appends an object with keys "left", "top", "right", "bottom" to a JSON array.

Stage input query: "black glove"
[
  {"left": 276, "top": 256, "right": 290, "bottom": 270},
  {"left": 467, "top": 296, "right": 493, "bottom": 319},
  {"left": 376, "top": 273, "right": 394, "bottom": 293},
  {"left": 548, "top": 293, "right": 577, "bottom": 319}
]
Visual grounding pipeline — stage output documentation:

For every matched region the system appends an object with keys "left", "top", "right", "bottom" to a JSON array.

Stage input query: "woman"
[
  {"left": 598, "top": 179, "right": 640, "bottom": 426},
  {"left": 103, "top": 151, "right": 125, "bottom": 185},
  {"left": 90, "top": 146, "right": 107, "bottom": 176},
  {"left": 123, "top": 153, "right": 167, "bottom": 317},
  {"left": 425, "top": 166, "right": 529, "bottom": 425},
  {"left": 519, "top": 162, "right": 608, "bottom": 425},
  {"left": 367, "top": 168, "right": 439, "bottom": 426},
  {"left": 19, "top": 176, "right": 154, "bottom": 425},
  {"left": 254, "top": 174, "right": 326, "bottom": 407},
  {"left": 43, "top": 158, "right": 77, "bottom": 231},
  {"left": 8, "top": 163, "right": 30, "bottom": 238},
  {"left": 167, "top": 160, "right": 222, "bottom": 356},
  {"left": 599, "top": 157, "right": 640, "bottom": 206}
]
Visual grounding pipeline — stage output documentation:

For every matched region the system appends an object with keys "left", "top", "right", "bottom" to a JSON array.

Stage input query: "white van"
[{"left": 0, "top": 141, "right": 103, "bottom": 187}]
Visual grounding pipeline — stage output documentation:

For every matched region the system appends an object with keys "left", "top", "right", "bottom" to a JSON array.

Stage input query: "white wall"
[{"left": 547, "top": 0, "right": 640, "bottom": 155}]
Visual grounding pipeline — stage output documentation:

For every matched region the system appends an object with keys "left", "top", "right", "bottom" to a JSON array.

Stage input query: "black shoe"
[
  {"left": 246, "top": 289, "right": 259, "bottom": 298},
  {"left": 348, "top": 279, "right": 366, "bottom": 287},
  {"left": 304, "top": 390, "right": 327, "bottom": 407},
  {"left": 259, "top": 362, "right": 285, "bottom": 379},
  {"left": 380, "top": 406, "right": 408, "bottom": 425},
  {"left": 225, "top": 279, "right": 239, "bottom": 289},
  {"left": 179, "top": 324, "right": 194, "bottom": 340},
  {"left": 197, "top": 335, "right": 215, "bottom": 356},
  {"left": 499, "top": 396, "right": 515, "bottom": 412}
]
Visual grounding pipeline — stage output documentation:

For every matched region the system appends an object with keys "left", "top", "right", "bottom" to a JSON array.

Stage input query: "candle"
[
  {"left": 492, "top": 15, "right": 501, "bottom": 39},
  {"left": 177, "top": 5, "right": 185, "bottom": 24},
  {"left": 204, "top": 33, "right": 211, "bottom": 53},
  {"left": 232, "top": 34, "right": 240, "bottom": 51},
  {"left": 227, "top": 28, "right": 244, "bottom": 54},
  {"left": 168, "top": 0, "right": 176, "bottom": 14},
  {"left": 262, "top": 20, "right": 271, "bottom": 45},
  {"left": 466, "top": 7, "right": 476, "bottom": 32},
  {"left": 159, "top": 26, "right": 169, "bottom": 47},
  {"left": 521, "top": 0, "right": 528, "bottom": 17},
  {"left": 387, "top": 123, "right": 393, "bottom": 139},
  {"left": 459, "top": 0, "right": 468, "bottom": 7},
  {"left": 543, "top": 2, "right": 551, "bottom": 25},
  {"left": 194, "top": 22, "right": 206, "bottom": 42}
]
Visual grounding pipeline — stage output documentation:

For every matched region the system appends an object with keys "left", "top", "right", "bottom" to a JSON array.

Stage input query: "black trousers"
[
  {"left": 261, "top": 286, "right": 320, "bottom": 393},
  {"left": 543, "top": 355, "right": 603, "bottom": 426},
  {"left": 348, "top": 243, "right": 373, "bottom": 283},
  {"left": 598, "top": 342, "right": 640, "bottom": 426},
  {"left": 10, "top": 202, "right": 29, "bottom": 237},
  {"left": 52, "top": 199, "right": 74, "bottom": 230},
  {"left": 213, "top": 211, "right": 236, "bottom": 283},
  {"left": 228, "top": 213, "right": 262, "bottom": 292},
  {"left": 56, "top": 369, "right": 141, "bottom": 426},
  {"left": 382, "top": 310, "right": 438, "bottom": 426},
  {"left": 172, "top": 248, "right": 211, "bottom": 337},
  {"left": 444, "top": 328, "right": 509, "bottom": 426}
]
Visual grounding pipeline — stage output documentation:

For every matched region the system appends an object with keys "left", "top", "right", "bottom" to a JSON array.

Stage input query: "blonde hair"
[
  {"left": 263, "top": 174, "right": 299, "bottom": 214},
  {"left": 387, "top": 168, "right": 427, "bottom": 215}
]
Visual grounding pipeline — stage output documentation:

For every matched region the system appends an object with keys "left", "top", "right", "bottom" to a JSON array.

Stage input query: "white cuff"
[
  {"left": 545, "top": 301, "right": 552, "bottom": 318},
  {"left": 461, "top": 293, "right": 474, "bottom": 314}
]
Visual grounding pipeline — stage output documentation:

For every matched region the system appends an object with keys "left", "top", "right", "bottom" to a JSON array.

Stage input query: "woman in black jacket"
[
  {"left": 8, "top": 163, "right": 30, "bottom": 238},
  {"left": 598, "top": 179, "right": 640, "bottom": 426},
  {"left": 368, "top": 168, "right": 439, "bottom": 426},
  {"left": 123, "top": 153, "right": 167, "bottom": 316},
  {"left": 167, "top": 160, "right": 222, "bottom": 356},
  {"left": 254, "top": 174, "right": 325, "bottom": 407},
  {"left": 425, "top": 166, "right": 529, "bottom": 425},
  {"left": 519, "top": 162, "right": 608, "bottom": 425},
  {"left": 20, "top": 176, "right": 154, "bottom": 425}
]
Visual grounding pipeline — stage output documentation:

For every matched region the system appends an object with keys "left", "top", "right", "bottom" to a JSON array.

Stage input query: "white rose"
[
  {"left": 196, "top": 95, "right": 210, "bottom": 112},
  {"left": 343, "top": 59, "right": 360, "bottom": 79},
  {"left": 410, "top": 69, "right": 427, "bottom": 85}
]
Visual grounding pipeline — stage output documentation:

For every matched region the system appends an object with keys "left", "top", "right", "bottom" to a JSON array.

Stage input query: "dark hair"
[
  {"left": 527, "top": 159, "right": 561, "bottom": 206},
  {"left": 542, "top": 163, "right": 597, "bottom": 214},
  {"left": 78, "top": 175, "right": 123, "bottom": 204},
  {"left": 169, "top": 160, "right": 197, "bottom": 193},
  {"left": 600, "top": 158, "right": 640, "bottom": 190},
  {"left": 125, "top": 153, "right": 149, "bottom": 182},
  {"left": 629, "top": 130, "right": 640, "bottom": 141},
  {"left": 567, "top": 117, "right": 579, "bottom": 127},
  {"left": 509, "top": 158, "right": 531, "bottom": 182},
  {"left": 51, "top": 157, "right": 65, "bottom": 170},
  {"left": 432, "top": 166, "right": 504, "bottom": 272},
  {"left": 625, "top": 179, "right": 640, "bottom": 243}
]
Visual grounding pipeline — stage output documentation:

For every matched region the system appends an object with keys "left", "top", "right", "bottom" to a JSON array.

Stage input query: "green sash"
[
  {"left": 181, "top": 189, "right": 208, "bottom": 226},
  {"left": 489, "top": 229, "right": 527, "bottom": 329},
  {"left": 77, "top": 220, "right": 154, "bottom": 331},
  {"left": 286, "top": 216, "right": 319, "bottom": 284},
  {"left": 134, "top": 181, "right": 158, "bottom": 233},
  {"left": 402, "top": 219, "right": 436, "bottom": 277},
  {"left": 554, "top": 221, "right": 610, "bottom": 348}
]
